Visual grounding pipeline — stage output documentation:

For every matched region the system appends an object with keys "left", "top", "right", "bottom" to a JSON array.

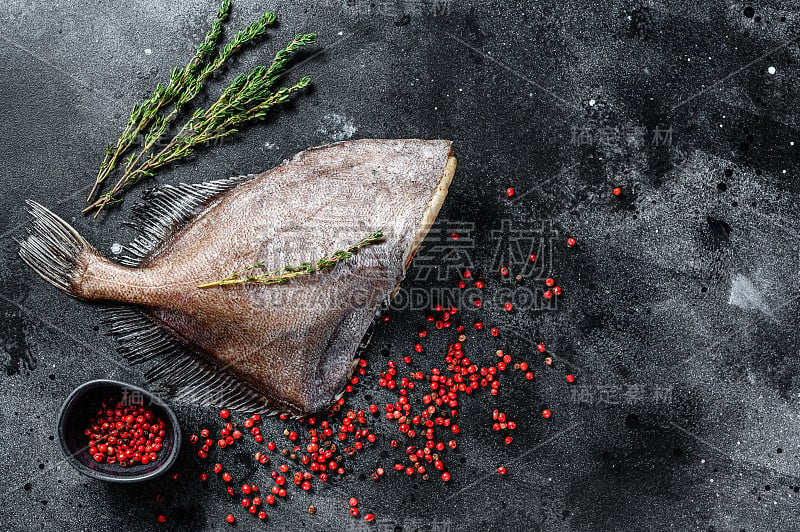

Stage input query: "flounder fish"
[{"left": 19, "top": 139, "right": 456, "bottom": 415}]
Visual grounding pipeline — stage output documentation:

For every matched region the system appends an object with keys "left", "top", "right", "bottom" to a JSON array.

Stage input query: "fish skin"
[{"left": 22, "top": 139, "right": 456, "bottom": 414}]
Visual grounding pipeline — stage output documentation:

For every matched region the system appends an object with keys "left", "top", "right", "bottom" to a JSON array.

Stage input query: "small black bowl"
[{"left": 58, "top": 379, "right": 181, "bottom": 482}]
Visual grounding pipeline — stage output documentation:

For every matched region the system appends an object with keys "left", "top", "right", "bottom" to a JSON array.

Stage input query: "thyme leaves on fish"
[
  {"left": 84, "top": 1, "right": 316, "bottom": 217},
  {"left": 198, "top": 230, "right": 385, "bottom": 289}
]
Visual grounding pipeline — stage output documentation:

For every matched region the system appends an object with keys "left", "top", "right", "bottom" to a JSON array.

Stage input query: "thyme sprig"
[
  {"left": 88, "top": 0, "right": 232, "bottom": 203},
  {"left": 198, "top": 230, "right": 385, "bottom": 289},
  {"left": 85, "top": 0, "right": 315, "bottom": 217}
]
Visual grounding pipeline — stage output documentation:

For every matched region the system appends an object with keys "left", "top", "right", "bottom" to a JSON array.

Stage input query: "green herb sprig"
[
  {"left": 87, "top": 0, "right": 232, "bottom": 204},
  {"left": 85, "top": 0, "right": 315, "bottom": 217},
  {"left": 198, "top": 230, "right": 385, "bottom": 289}
]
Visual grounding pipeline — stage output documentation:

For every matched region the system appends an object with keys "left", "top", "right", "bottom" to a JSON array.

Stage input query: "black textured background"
[{"left": 2, "top": 1, "right": 800, "bottom": 531}]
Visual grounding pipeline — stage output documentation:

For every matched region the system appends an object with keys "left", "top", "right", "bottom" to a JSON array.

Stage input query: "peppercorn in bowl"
[{"left": 58, "top": 380, "right": 181, "bottom": 482}]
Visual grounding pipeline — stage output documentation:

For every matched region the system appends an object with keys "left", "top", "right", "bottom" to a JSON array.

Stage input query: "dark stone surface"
[{"left": 2, "top": 0, "right": 800, "bottom": 530}]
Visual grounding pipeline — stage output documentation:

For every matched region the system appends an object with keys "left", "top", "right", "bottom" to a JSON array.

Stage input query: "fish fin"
[
  {"left": 119, "top": 174, "right": 257, "bottom": 267},
  {"left": 18, "top": 201, "right": 96, "bottom": 298},
  {"left": 104, "top": 305, "right": 302, "bottom": 416}
]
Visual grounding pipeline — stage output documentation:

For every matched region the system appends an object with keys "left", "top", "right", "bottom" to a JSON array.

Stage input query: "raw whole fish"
[{"left": 19, "top": 139, "right": 456, "bottom": 415}]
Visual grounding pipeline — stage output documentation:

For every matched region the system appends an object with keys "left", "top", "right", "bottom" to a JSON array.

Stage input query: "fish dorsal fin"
[
  {"left": 104, "top": 305, "right": 302, "bottom": 417},
  {"left": 119, "top": 174, "right": 256, "bottom": 267}
]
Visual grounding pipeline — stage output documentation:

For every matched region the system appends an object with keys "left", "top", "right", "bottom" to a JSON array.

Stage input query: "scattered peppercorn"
[{"left": 191, "top": 254, "right": 569, "bottom": 524}]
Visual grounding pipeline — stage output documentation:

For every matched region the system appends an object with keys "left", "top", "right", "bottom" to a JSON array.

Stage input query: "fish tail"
[{"left": 18, "top": 200, "right": 96, "bottom": 298}]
